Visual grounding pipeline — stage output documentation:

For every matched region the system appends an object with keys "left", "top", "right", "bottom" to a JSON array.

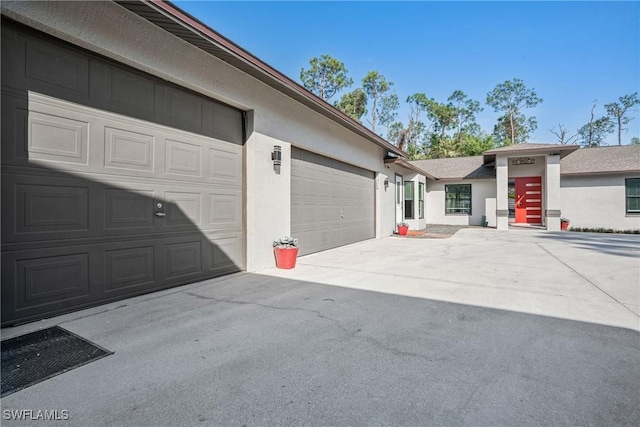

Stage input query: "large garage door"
[
  {"left": 291, "top": 147, "right": 375, "bottom": 256},
  {"left": 1, "top": 21, "right": 244, "bottom": 325}
]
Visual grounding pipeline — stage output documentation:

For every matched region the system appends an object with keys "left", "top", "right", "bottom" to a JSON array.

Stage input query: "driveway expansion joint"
[{"left": 536, "top": 243, "right": 639, "bottom": 318}]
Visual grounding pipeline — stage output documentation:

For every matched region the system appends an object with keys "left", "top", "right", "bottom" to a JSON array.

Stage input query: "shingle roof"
[
  {"left": 560, "top": 145, "right": 640, "bottom": 175},
  {"left": 410, "top": 145, "right": 640, "bottom": 180},
  {"left": 410, "top": 156, "right": 495, "bottom": 180}
]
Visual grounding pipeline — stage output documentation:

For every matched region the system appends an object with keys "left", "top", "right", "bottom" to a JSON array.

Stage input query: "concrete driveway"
[{"left": 2, "top": 229, "right": 639, "bottom": 426}]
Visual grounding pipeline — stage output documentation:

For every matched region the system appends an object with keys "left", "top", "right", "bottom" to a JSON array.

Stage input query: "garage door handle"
[{"left": 155, "top": 212, "right": 166, "bottom": 217}]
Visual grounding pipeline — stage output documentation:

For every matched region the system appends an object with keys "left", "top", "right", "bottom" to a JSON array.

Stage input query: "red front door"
[{"left": 515, "top": 177, "right": 542, "bottom": 224}]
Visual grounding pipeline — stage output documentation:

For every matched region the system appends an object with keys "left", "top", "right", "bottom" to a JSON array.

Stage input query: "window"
[
  {"left": 445, "top": 184, "right": 471, "bottom": 214},
  {"left": 404, "top": 181, "right": 414, "bottom": 219},
  {"left": 418, "top": 182, "right": 425, "bottom": 219},
  {"left": 626, "top": 178, "right": 640, "bottom": 214}
]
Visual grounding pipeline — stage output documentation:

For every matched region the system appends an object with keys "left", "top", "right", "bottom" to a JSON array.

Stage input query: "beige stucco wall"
[
  {"left": 2, "top": 1, "right": 397, "bottom": 271},
  {"left": 426, "top": 180, "right": 496, "bottom": 226},
  {"left": 560, "top": 174, "right": 640, "bottom": 230}
]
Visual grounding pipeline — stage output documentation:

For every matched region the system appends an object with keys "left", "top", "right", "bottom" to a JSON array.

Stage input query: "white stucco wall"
[
  {"left": 560, "top": 174, "right": 640, "bottom": 230},
  {"left": 507, "top": 156, "right": 546, "bottom": 178},
  {"left": 426, "top": 180, "right": 496, "bottom": 226},
  {"left": 378, "top": 165, "right": 403, "bottom": 236},
  {"left": 545, "top": 155, "right": 561, "bottom": 231},
  {"left": 2, "top": 1, "right": 398, "bottom": 271}
]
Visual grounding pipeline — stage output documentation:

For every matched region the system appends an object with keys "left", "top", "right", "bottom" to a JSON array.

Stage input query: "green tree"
[
  {"left": 387, "top": 93, "right": 431, "bottom": 159},
  {"left": 425, "top": 99, "right": 456, "bottom": 141},
  {"left": 362, "top": 71, "right": 394, "bottom": 133},
  {"left": 486, "top": 78, "right": 543, "bottom": 145},
  {"left": 300, "top": 54, "right": 353, "bottom": 101},
  {"left": 378, "top": 93, "right": 399, "bottom": 135},
  {"left": 493, "top": 114, "right": 537, "bottom": 147},
  {"left": 632, "top": 137, "right": 640, "bottom": 145},
  {"left": 457, "top": 133, "right": 495, "bottom": 156},
  {"left": 448, "top": 90, "right": 483, "bottom": 136},
  {"left": 335, "top": 88, "right": 367, "bottom": 122},
  {"left": 605, "top": 92, "right": 640, "bottom": 145},
  {"left": 428, "top": 134, "right": 458, "bottom": 158},
  {"left": 388, "top": 119, "right": 429, "bottom": 159},
  {"left": 578, "top": 100, "right": 614, "bottom": 147}
]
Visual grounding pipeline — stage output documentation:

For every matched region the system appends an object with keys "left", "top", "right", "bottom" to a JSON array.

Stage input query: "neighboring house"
[
  {"left": 0, "top": 1, "right": 424, "bottom": 325},
  {"left": 410, "top": 144, "right": 640, "bottom": 231}
]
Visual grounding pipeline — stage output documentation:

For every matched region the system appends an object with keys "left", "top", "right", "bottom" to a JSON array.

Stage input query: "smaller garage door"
[{"left": 291, "top": 147, "right": 375, "bottom": 255}]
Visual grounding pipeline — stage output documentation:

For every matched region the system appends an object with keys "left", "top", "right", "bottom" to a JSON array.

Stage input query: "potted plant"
[
  {"left": 397, "top": 222, "right": 409, "bottom": 236},
  {"left": 560, "top": 218, "right": 570, "bottom": 231},
  {"left": 273, "top": 236, "right": 299, "bottom": 269}
]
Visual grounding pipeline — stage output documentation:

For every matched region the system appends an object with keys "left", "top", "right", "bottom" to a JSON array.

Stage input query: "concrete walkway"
[{"left": 2, "top": 229, "right": 639, "bottom": 426}]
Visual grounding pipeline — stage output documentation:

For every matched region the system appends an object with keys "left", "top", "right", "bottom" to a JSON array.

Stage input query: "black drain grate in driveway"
[{"left": 1, "top": 326, "right": 112, "bottom": 397}]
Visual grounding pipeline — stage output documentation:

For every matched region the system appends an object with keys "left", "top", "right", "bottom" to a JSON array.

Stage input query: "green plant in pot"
[
  {"left": 560, "top": 217, "right": 570, "bottom": 231},
  {"left": 273, "top": 236, "right": 299, "bottom": 269}
]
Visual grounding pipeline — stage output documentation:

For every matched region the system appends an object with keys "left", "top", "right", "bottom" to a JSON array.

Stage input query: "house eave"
[
  {"left": 384, "top": 158, "right": 437, "bottom": 180},
  {"left": 483, "top": 145, "right": 579, "bottom": 164}
]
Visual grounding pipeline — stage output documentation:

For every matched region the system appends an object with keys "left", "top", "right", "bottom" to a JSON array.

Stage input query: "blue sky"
[{"left": 175, "top": 1, "right": 639, "bottom": 145}]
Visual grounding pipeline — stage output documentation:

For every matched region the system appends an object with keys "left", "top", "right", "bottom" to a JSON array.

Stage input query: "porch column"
[
  {"left": 545, "top": 154, "right": 561, "bottom": 231},
  {"left": 496, "top": 155, "right": 509, "bottom": 230}
]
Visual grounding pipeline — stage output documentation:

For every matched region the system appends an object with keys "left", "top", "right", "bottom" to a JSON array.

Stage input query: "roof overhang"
[
  {"left": 483, "top": 144, "right": 579, "bottom": 165},
  {"left": 384, "top": 158, "right": 437, "bottom": 180},
  {"left": 115, "top": 0, "right": 407, "bottom": 158}
]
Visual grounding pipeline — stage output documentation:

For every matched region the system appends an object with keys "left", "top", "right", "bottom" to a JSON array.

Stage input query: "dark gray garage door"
[
  {"left": 1, "top": 21, "right": 244, "bottom": 326},
  {"left": 291, "top": 147, "right": 375, "bottom": 256}
]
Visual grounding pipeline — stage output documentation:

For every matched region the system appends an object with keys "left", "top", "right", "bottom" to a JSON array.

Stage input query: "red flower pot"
[
  {"left": 560, "top": 221, "right": 569, "bottom": 231},
  {"left": 397, "top": 225, "right": 409, "bottom": 236},
  {"left": 274, "top": 247, "right": 299, "bottom": 269}
]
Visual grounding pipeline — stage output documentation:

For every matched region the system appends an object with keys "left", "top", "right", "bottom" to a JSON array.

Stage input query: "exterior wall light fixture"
[{"left": 272, "top": 145, "right": 282, "bottom": 166}]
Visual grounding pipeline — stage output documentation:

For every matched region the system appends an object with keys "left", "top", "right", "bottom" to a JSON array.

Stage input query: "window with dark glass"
[
  {"left": 404, "top": 181, "right": 414, "bottom": 219},
  {"left": 445, "top": 184, "right": 471, "bottom": 214},
  {"left": 418, "top": 182, "right": 425, "bottom": 219},
  {"left": 626, "top": 178, "right": 640, "bottom": 214}
]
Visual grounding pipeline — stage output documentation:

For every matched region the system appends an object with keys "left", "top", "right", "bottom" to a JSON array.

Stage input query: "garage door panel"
[
  {"left": 164, "top": 191, "right": 202, "bottom": 226},
  {"left": 208, "top": 233, "right": 243, "bottom": 274},
  {"left": 104, "top": 189, "right": 155, "bottom": 230},
  {"left": 208, "top": 147, "right": 242, "bottom": 184},
  {"left": 291, "top": 147, "right": 374, "bottom": 256},
  {"left": 22, "top": 34, "right": 90, "bottom": 100},
  {"left": 18, "top": 253, "right": 90, "bottom": 306},
  {"left": 104, "top": 246, "right": 155, "bottom": 293},
  {"left": 165, "top": 138, "right": 202, "bottom": 177},
  {"left": 104, "top": 126, "right": 155, "bottom": 172},
  {"left": 91, "top": 61, "right": 157, "bottom": 119},
  {"left": 1, "top": 174, "right": 92, "bottom": 243},
  {"left": 164, "top": 240, "right": 202, "bottom": 280},
  {"left": 208, "top": 191, "right": 243, "bottom": 229},
  {"left": 1, "top": 247, "right": 95, "bottom": 323}
]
